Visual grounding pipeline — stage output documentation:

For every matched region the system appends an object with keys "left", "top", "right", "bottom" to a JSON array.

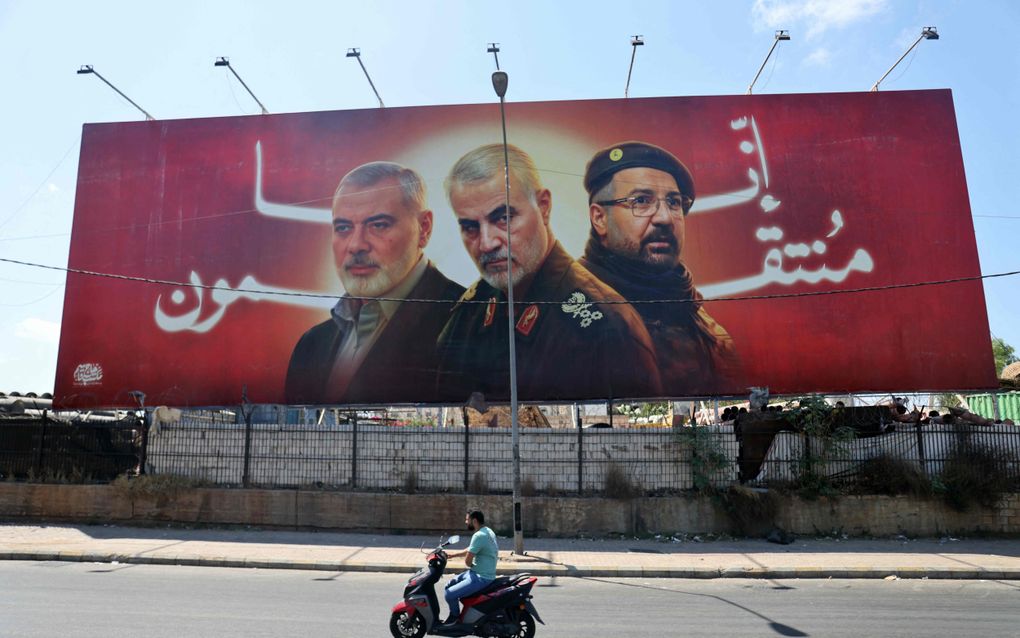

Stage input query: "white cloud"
[
  {"left": 46, "top": 183, "right": 58, "bottom": 193},
  {"left": 15, "top": 317, "right": 60, "bottom": 345},
  {"left": 804, "top": 47, "right": 832, "bottom": 67},
  {"left": 753, "top": 0, "right": 888, "bottom": 39}
]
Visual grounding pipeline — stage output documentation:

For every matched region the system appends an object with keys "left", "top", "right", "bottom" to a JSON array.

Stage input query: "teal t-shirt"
[{"left": 467, "top": 526, "right": 499, "bottom": 579}]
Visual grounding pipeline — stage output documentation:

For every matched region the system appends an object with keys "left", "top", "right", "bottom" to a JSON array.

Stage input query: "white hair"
[
  {"left": 335, "top": 161, "right": 426, "bottom": 210},
  {"left": 444, "top": 143, "right": 541, "bottom": 205}
]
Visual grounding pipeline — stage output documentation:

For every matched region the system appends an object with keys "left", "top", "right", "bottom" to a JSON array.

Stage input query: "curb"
[{"left": 2, "top": 551, "right": 1019, "bottom": 580}]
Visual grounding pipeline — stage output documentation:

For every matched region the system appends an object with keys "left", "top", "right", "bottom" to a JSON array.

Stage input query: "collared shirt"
[{"left": 324, "top": 256, "right": 428, "bottom": 401}]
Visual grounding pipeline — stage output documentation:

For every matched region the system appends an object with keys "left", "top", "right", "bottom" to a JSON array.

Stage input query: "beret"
[{"left": 583, "top": 141, "right": 695, "bottom": 206}]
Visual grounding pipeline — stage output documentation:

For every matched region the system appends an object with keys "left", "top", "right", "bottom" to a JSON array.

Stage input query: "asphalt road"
[{"left": 1, "top": 561, "right": 1018, "bottom": 637}]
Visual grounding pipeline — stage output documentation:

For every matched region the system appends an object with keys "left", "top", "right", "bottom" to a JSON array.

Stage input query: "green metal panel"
[{"left": 967, "top": 392, "right": 1020, "bottom": 421}]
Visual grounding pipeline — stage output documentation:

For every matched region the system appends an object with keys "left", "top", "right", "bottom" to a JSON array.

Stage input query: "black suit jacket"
[{"left": 285, "top": 263, "right": 464, "bottom": 404}]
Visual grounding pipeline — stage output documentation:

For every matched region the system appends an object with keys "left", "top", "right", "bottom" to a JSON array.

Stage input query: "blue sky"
[{"left": 0, "top": 0, "right": 1017, "bottom": 394}]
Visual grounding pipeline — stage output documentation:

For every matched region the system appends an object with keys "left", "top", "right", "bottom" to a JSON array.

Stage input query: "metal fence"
[
  {"left": 4, "top": 410, "right": 1019, "bottom": 494},
  {"left": 0, "top": 415, "right": 143, "bottom": 482},
  {"left": 143, "top": 411, "right": 1020, "bottom": 494}
]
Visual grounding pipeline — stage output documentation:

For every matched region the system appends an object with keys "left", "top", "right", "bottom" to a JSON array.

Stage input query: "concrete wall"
[
  {"left": 1, "top": 483, "right": 1017, "bottom": 538},
  {"left": 146, "top": 423, "right": 741, "bottom": 493}
]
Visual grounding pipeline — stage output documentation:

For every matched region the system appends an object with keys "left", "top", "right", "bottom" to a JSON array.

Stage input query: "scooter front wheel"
[{"left": 389, "top": 610, "right": 427, "bottom": 638}]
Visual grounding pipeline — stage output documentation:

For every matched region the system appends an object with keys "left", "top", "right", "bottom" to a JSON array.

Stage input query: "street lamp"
[
  {"left": 624, "top": 35, "right": 644, "bottom": 98},
  {"left": 214, "top": 57, "right": 270, "bottom": 115},
  {"left": 747, "top": 30, "right": 791, "bottom": 95},
  {"left": 491, "top": 69, "right": 524, "bottom": 556},
  {"left": 76, "top": 65, "right": 155, "bottom": 121},
  {"left": 870, "top": 27, "right": 939, "bottom": 92},
  {"left": 346, "top": 48, "right": 385, "bottom": 108}
]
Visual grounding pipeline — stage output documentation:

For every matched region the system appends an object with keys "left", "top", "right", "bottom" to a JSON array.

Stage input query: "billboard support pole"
[
  {"left": 870, "top": 27, "right": 939, "bottom": 92},
  {"left": 491, "top": 69, "right": 524, "bottom": 556},
  {"left": 214, "top": 58, "right": 270, "bottom": 115},
  {"left": 76, "top": 65, "right": 155, "bottom": 121},
  {"left": 624, "top": 36, "right": 643, "bottom": 98},
  {"left": 747, "top": 30, "right": 790, "bottom": 95},
  {"left": 346, "top": 48, "right": 385, "bottom": 108}
]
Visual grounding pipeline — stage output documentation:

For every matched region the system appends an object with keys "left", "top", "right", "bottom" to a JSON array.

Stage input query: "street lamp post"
[
  {"left": 76, "top": 65, "right": 155, "bottom": 121},
  {"left": 491, "top": 70, "right": 524, "bottom": 556},
  {"left": 870, "top": 27, "right": 939, "bottom": 92}
]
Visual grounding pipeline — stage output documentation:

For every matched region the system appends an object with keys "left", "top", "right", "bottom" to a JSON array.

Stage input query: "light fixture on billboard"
[
  {"left": 346, "top": 48, "right": 385, "bottom": 108},
  {"left": 624, "top": 35, "right": 644, "bottom": 98},
  {"left": 747, "top": 30, "right": 790, "bottom": 95},
  {"left": 485, "top": 42, "right": 501, "bottom": 70},
  {"left": 870, "top": 27, "right": 939, "bottom": 92},
  {"left": 491, "top": 68, "right": 524, "bottom": 556},
  {"left": 76, "top": 65, "right": 155, "bottom": 121},
  {"left": 214, "top": 57, "right": 270, "bottom": 115}
]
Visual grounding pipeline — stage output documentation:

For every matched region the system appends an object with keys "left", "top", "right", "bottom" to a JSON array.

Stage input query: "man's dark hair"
[{"left": 468, "top": 510, "right": 485, "bottom": 525}]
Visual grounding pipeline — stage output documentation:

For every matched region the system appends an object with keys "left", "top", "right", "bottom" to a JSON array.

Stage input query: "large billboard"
[{"left": 55, "top": 89, "right": 997, "bottom": 408}]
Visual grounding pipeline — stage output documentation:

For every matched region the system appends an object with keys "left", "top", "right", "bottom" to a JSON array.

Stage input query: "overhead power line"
[{"left": 0, "top": 256, "right": 1016, "bottom": 307}]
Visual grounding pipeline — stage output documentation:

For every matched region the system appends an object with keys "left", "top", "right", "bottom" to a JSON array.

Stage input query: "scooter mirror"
[{"left": 448, "top": 535, "right": 461, "bottom": 545}]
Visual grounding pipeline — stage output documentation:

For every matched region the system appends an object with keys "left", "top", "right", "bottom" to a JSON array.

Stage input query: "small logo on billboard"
[{"left": 73, "top": 363, "right": 103, "bottom": 386}]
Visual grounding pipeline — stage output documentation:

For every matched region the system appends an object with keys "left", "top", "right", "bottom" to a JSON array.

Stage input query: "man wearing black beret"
[{"left": 580, "top": 141, "right": 740, "bottom": 393}]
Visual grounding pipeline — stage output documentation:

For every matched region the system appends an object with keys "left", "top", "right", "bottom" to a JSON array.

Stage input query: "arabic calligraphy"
[{"left": 154, "top": 272, "right": 333, "bottom": 333}]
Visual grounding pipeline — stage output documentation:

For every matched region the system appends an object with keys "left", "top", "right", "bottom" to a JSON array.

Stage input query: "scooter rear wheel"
[
  {"left": 389, "top": 610, "right": 426, "bottom": 638},
  {"left": 505, "top": 611, "right": 536, "bottom": 638}
]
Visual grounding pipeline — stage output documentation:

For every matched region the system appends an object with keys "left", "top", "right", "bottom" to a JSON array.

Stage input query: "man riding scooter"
[{"left": 438, "top": 510, "right": 499, "bottom": 628}]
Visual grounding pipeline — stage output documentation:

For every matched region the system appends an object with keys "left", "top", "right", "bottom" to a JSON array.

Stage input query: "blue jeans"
[{"left": 444, "top": 570, "right": 492, "bottom": 620}]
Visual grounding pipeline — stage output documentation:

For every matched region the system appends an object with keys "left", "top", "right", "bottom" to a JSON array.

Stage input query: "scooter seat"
[{"left": 475, "top": 576, "right": 512, "bottom": 595}]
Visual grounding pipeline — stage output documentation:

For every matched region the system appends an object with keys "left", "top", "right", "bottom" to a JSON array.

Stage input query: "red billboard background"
[{"left": 55, "top": 89, "right": 997, "bottom": 408}]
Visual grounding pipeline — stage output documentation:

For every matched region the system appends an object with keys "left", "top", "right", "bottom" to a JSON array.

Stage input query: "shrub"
[
  {"left": 939, "top": 442, "right": 1018, "bottom": 511},
  {"left": 469, "top": 470, "right": 488, "bottom": 495},
  {"left": 603, "top": 461, "right": 640, "bottom": 499},
  {"left": 403, "top": 469, "right": 418, "bottom": 494},
  {"left": 855, "top": 454, "right": 932, "bottom": 497},
  {"left": 715, "top": 485, "right": 779, "bottom": 536}
]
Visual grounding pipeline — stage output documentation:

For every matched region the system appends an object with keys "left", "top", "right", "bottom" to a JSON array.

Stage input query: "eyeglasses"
[{"left": 595, "top": 194, "right": 690, "bottom": 218}]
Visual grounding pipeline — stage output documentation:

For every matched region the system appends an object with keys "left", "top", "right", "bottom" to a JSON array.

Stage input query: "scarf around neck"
[{"left": 581, "top": 233, "right": 702, "bottom": 323}]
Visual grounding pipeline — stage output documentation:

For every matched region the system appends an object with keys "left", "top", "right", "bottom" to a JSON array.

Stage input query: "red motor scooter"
[{"left": 389, "top": 535, "right": 544, "bottom": 638}]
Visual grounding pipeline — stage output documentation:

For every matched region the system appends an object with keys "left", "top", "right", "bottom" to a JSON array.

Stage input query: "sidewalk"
[{"left": 2, "top": 523, "right": 1019, "bottom": 580}]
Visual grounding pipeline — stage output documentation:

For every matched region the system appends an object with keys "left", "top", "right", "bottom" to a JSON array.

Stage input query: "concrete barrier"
[{"left": 0, "top": 483, "right": 1016, "bottom": 537}]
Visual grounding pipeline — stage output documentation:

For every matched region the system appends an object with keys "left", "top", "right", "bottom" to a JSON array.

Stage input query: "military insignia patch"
[
  {"left": 483, "top": 297, "right": 497, "bottom": 327},
  {"left": 516, "top": 304, "right": 540, "bottom": 336},
  {"left": 609, "top": 147, "right": 623, "bottom": 161},
  {"left": 561, "top": 291, "right": 604, "bottom": 328}
]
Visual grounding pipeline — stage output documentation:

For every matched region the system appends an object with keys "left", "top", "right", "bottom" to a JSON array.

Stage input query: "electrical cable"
[
  {"left": 0, "top": 138, "right": 79, "bottom": 234},
  {"left": 0, "top": 256, "right": 1016, "bottom": 307}
]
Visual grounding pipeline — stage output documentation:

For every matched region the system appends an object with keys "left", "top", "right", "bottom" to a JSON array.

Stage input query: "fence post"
[
  {"left": 138, "top": 410, "right": 150, "bottom": 475},
  {"left": 464, "top": 414, "right": 470, "bottom": 493},
  {"left": 351, "top": 412, "right": 359, "bottom": 488},
  {"left": 914, "top": 421, "right": 927, "bottom": 475},
  {"left": 241, "top": 404, "right": 253, "bottom": 488},
  {"left": 34, "top": 410, "right": 48, "bottom": 478},
  {"left": 574, "top": 404, "right": 583, "bottom": 494},
  {"left": 991, "top": 392, "right": 1002, "bottom": 421}
]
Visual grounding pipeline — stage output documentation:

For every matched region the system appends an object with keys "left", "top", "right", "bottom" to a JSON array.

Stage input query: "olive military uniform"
[{"left": 435, "top": 241, "right": 662, "bottom": 402}]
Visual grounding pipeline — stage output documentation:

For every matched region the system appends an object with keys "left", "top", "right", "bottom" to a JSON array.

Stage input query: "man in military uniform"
[
  {"left": 580, "top": 141, "right": 740, "bottom": 395},
  {"left": 436, "top": 144, "right": 661, "bottom": 402},
  {"left": 286, "top": 161, "right": 464, "bottom": 404}
]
